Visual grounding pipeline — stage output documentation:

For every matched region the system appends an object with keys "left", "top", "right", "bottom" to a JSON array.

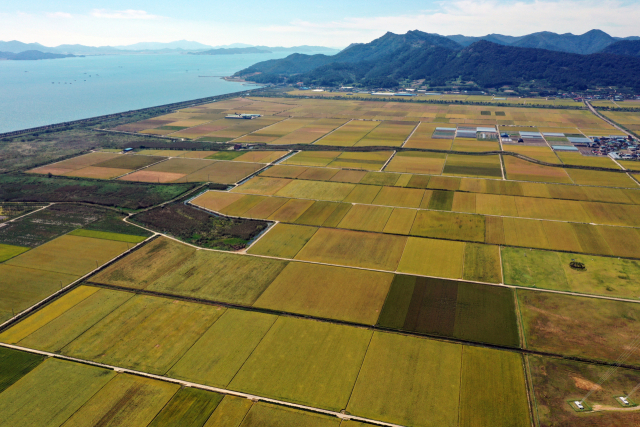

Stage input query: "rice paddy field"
[
  {"left": 283, "top": 150, "right": 393, "bottom": 170},
  {"left": 6, "top": 95, "right": 640, "bottom": 427},
  {"left": 385, "top": 151, "right": 446, "bottom": 174},
  {"left": 353, "top": 120, "right": 418, "bottom": 147},
  {"left": 27, "top": 152, "right": 268, "bottom": 185},
  {"left": 317, "top": 120, "right": 381, "bottom": 146},
  {"left": 0, "top": 209, "right": 147, "bottom": 323},
  {"left": 193, "top": 185, "right": 640, "bottom": 259},
  {"left": 442, "top": 154, "right": 503, "bottom": 178},
  {"left": 503, "top": 155, "right": 574, "bottom": 183},
  {"left": 600, "top": 110, "right": 640, "bottom": 133},
  {"left": 377, "top": 276, "right": 518, "bottom": 346}
]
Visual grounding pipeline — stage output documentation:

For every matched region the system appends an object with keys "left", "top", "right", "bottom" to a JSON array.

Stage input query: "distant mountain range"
[
  {"left": 233, "top": 30, "right": 640, "bottom": 90},
  {"left": 113, "top": 40, "right": 215, "bottom": 51},
  {"left": 190, "top": 47, "right": 272, "bottom": 55},
  {"left": 446, "top": 29, "right": 640, "bottom": 55},
  {"left": 0, "top": 50, "right": 77, "bottom": 60},
  {"left": 3, "top": 31, "right": 636, "bottom": 58},
  {"left": 0, "top": 40, "right": 341, "bottom": 56},
  {"left": 190, "top": 45, "right": 344, "bottom": 56}
]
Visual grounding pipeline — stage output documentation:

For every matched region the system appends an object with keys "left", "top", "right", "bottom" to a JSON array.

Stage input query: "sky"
[{"left": 1, "top": 0, "right": 639, "bottom": 48}]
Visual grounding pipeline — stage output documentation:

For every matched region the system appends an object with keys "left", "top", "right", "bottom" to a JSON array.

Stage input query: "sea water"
[{"left": 0, "top": 52, "right": 297, "bottom": 133}]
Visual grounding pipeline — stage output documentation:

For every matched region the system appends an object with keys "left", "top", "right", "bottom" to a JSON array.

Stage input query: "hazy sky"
[{"left": 1, "top": 0, "right": 639, "bottom": 47}]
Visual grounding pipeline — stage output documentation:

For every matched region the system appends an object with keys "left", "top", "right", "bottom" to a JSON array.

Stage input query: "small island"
[{"left": 0, "top": 50, "right": 78, "bottom": 61}]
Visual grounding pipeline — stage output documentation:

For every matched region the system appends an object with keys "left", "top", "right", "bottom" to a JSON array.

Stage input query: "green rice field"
[{"left": 377, "top": 275, "right": 519, "bottom": 347}]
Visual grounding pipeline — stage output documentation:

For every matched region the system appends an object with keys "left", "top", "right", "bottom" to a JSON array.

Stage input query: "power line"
[
  {"left": 581, "top": 334, "right": 640, "bottom": 403},
  {"left": 625, "top": 380, "right": 640, "bottom": 401}
]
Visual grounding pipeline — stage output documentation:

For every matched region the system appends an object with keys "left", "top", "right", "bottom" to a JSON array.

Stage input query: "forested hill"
[
  {"left": 234, "top": 31, "right": 461, "bottom": 77},
  {"left": 601, "top": 40, "right": 640, "bottom": 57},
  {"left": 433, "top": 42, "right": 640, "bottom": 89},
  {"left": 234, "top": 32, "right": 640, "bottom": 90},
  {"left": 448, "top": 29, "right": 622, "bottom": 54}
]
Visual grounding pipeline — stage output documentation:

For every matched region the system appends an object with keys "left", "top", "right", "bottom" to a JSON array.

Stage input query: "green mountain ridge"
[
  {"left": 601, "top": 40, "right": 640, "bottom": 57},
  {"left": 234, "top": 31, "right": 640, "bottom": 90},
  {"left": 447, "top": 29, "right": 638, "bottom": 55}
]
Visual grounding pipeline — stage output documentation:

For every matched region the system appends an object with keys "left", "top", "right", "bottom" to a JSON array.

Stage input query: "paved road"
[{"left": 585, "top": 100, "right": 636, "bottom": 139}]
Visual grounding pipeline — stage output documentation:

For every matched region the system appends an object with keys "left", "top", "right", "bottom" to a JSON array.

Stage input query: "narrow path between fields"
[
  {"left": 0, "top": 341, "right": 406, "bottom": 427},
  {"left": 123, "top": 211, "right": 640, "bottom": 308},
  {"left": 592, "top": 404, "right": 640, "bottom": 413},
  {"left": 0, "top": 203, "right": 52, "bottom": 227},
  {"left": 203, "top": 187, "right": 640, "bottom": 230},
  {"left": 0, "top": 232, "right": 158, "bottom": 331}
]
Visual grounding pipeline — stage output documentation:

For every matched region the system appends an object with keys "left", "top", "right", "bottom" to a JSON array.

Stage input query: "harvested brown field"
[
  {"left": 64, "top": 166, "right": 130, "bottom": 179},
  {"left": 519, "top": 289, "right": 640, "bottom": 366},
  {"left": 143, "top": 158, "right": 213, "bottom": 174},
  {"left": 119, "top": 170, "right": 187, "bottom": 183},
  {"left": 28, "top": 165, "right": 76, "bottom": 176},
  {"left": 30, "top": 152, "right": 120, "bottom": 173},
  {"left": 191, "top": 191, "right": 244, "bottom": 212}
]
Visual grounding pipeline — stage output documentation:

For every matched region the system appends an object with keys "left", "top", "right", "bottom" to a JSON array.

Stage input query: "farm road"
[
  {"left": 0, "top": 203, "right": 52, "bottom": 227},
  {"left": 0, "top": 341, "right": 406, "bottom": 427},
  {"left": 585, "top": 100, "right": 635, "bottom": 139},
  {"left": 0, "top": 231, "right": 158, "bottom": 331},
  {"left": 127, "top": 203, "right": 640, "bottom": 309},
  {"left": 220, "top": 187, "right": 640, "bottom": 229}
]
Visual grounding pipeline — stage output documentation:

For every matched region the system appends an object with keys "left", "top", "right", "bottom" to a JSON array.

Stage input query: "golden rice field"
[{"left": 7, "top": 95, "right": 640, "bottom": 427}]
